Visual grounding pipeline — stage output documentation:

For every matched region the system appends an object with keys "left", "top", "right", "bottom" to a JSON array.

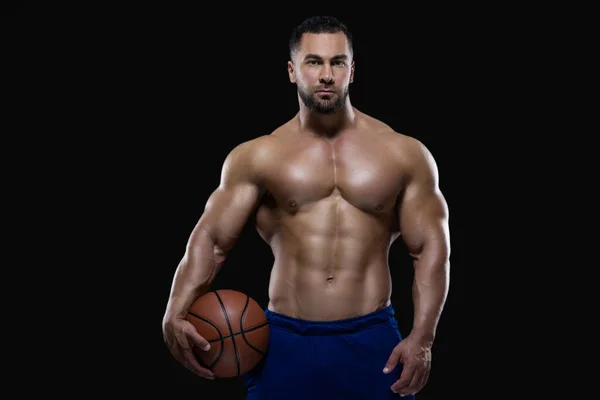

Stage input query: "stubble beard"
[{"left": 298, "top": 84, "right": 349, "bottom": 115}]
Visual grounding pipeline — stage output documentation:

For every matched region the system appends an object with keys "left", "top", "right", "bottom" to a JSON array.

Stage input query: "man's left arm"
[{"left": 384, "top": 140, "right": 450, "bottom": 396}]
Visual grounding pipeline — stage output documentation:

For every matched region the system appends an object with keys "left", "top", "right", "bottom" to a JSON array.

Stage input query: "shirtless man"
[{"left": 162, "top": 16, "right": 450, "bottom": 399}]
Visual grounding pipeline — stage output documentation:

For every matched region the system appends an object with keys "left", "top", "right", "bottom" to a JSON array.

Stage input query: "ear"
[
  {"left": 287, "top": 61, "right": 296, "bottom": 83},
  {"left": 350, "top": 60, "right": 355, "bottom": 83}
]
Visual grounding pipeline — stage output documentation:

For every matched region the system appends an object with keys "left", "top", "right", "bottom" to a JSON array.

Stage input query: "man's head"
[{"left": 288, "top": 16, "right": 355, "bottom": 114}]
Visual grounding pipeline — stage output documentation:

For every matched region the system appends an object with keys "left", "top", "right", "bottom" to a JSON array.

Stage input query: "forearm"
[
  {"left": 163, "top": 228, "right": 224, "bottom": 321},
  {"left": 410, "top": 246, "right": 449, "bottom": 344}
]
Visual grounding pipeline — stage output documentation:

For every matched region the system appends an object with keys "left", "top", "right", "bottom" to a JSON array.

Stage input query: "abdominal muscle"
[{"left": 257, "top": 196, "right": 394, "bottom": 321}]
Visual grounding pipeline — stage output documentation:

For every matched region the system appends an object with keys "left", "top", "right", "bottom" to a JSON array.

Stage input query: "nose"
[{"left": 319, "top": 64, "right": 334, "bottom": 84}]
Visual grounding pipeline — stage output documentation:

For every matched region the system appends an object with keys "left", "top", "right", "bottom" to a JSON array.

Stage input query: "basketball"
[{"left": 185, "top": 289, "right": 270, "bottom": 378}]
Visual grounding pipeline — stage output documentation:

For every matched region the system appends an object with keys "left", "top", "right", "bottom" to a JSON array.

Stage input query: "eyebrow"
[{"left": 303, "top": 53, "right": 348, "bottom": 61}]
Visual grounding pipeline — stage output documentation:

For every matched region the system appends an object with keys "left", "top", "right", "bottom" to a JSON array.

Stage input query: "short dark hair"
[{"left": 289, "top": 16, "right": 353, "bottom": 60}]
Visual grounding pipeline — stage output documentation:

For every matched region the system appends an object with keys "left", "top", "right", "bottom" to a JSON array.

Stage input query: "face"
[{"left": 288, "top": 32, "right": 355, "bottom": 114}]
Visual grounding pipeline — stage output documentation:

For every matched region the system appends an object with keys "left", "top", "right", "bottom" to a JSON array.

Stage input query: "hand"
[
  {"left": 383, "top": 335, "right": 432, "bottom": 396},
  {"left": 163, "top": 317, "right": 215, "bottom": 379}
]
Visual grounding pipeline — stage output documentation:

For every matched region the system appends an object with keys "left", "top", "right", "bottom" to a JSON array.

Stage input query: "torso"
[{"left": 252, "top": 111, "right": 414, "bottom": 320}]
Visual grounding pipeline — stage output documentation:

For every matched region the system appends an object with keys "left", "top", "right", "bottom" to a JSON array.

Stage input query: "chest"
[{"left": 261, "top": 136, "right": 406, "bottom": 211}]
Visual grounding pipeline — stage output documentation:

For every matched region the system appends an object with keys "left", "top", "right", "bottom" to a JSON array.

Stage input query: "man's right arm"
[{"left": 163, "top": 140, "right": 263, "bottom": 323}]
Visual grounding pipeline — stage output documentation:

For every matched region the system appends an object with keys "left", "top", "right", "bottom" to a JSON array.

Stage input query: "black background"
[{"left": 5, "top": 2, "right": 522, "bottom": 398}]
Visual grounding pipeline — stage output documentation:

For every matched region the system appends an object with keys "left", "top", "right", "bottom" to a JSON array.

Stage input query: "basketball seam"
[
  {"left": 186, "top": 311, "right": 225, "bottom": 369},
  {"left": 214, "top": 291, "right": 241, "bottom": 376},
  {"left": 186, "top": 313, "right": 222, "bottom": 334},
  {"left": 240, "top": 295, "right": 267, "bottom": 356},
  {"left": 207, "top": 322, "right": 268, "bottom": 342}
]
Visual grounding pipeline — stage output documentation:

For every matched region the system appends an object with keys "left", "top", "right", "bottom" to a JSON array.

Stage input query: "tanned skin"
[{"left": 162, "top": 32, "right": 450, "bottom": 397}]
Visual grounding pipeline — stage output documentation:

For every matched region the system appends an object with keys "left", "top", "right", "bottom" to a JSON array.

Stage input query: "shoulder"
[
  {"left": 359, "top": 111, "right": 435, "bottom": 165},
  {"left": 228, "top": 118, "right": 297, "bottom": 158},
  {"left": 396, "top": 135, "right": 435, "bottom": 166},
  {"left": 226, "top": 134, "right": 279, "bottom": 161},
  {"left": 358, "top": 111, "right": 438, "bottom": 178},
  {"left": 389, "top": 134, "right": 440, "bottom": 188},
  {"left": 221, "top": 133, "right": 282, "bottom": 183}
]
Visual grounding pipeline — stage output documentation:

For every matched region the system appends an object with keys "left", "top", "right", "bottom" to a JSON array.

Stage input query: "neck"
[{"left": 297, "top": 96, "right": 356, "bottom": 138}]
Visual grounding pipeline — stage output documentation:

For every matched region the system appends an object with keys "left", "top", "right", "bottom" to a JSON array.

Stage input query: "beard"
[{"left": 298, "top": 84, "right": 349, "bottom": 114}]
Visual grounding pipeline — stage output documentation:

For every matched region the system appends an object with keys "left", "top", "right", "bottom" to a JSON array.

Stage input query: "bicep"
[
  {"left": 398, "top": 146, "right": 450, "bottom": 257},
  {"left": 188, "top": 144, "right": 263, "bottom": 253},
  {"left": 194, "top": 183, "right": 261, "bottom": 252},
  {"left": 399, "top": 187, "right": 449, "bottom": 254}
]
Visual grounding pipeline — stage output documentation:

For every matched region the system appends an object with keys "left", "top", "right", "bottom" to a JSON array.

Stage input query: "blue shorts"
[{"left": 242, "top": 304, "right": 415, "bottom": 399}]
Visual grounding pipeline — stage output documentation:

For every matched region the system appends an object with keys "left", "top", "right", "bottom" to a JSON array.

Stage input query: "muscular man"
[{"left": 162, "top": 16, "right": 450, "bottom": 399}]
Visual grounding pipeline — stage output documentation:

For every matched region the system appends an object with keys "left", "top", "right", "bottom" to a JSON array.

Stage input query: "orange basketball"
[{"left": 185, "top": 289, "right": 270, "bottom": 378}]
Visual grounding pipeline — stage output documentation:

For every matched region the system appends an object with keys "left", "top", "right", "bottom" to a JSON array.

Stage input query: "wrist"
[
  {"left": 163, "top": 299, "right": 188, "bottom": 323},
  {"left": 408, "top": 328, "right": 435, "bottom": 346}
]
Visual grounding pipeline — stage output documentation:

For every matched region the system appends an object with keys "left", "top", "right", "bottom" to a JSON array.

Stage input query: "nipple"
[
  {"left": 288, "top": 200, "right": 297, "bottom": 208},
  {"left": 376, "top": 204, "right": 384, "bottom": 211}
]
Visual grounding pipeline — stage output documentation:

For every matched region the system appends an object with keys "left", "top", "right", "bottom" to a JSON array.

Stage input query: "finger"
[
  {"left": 175, "top": 330, "right": 214, "bottom": 378},
  {"left": 180, "top": 348, "right": 215, "bottom": 379},
  {"left": 183, "top": 325, "right": 211, "bottom": 351},
  {"left": 400, "top": 367, "right": 425, "bottom": 396},
  {"left": 391, "top": 364, "right": 416, "bottom": 393},
  {"left": 419, "top": 367, "right": 431, "bottom": 391},
  {"left": 383, "top": 347, "right": 403, "bottom": 374}
]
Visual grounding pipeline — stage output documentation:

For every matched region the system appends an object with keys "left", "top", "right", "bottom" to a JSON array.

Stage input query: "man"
[{"left": 162, "top": 16, "right": 450, "bottom": 399}]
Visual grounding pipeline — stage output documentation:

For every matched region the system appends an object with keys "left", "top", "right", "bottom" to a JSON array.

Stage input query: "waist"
[{"left": 265, "top": 304, "right": 397, "bottom": 335}]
